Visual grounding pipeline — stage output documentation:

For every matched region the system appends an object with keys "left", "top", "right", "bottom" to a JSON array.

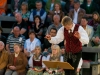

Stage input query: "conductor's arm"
[
  {"left": 78, "top": 26, "right": 89, "bottom": 45},
  {"left": 45, "top": 27, "right": 64, "bottom": 44}
]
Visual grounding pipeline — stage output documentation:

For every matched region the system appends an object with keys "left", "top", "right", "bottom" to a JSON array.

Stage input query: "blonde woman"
[
  {"left": 52, "top": 3, "right": 64, "bottom": 22},
  {"left": 19, "top": 2, "right": 30, "bottom": 22},
  {"left": 5, "top": 43, "right": 27, "bottom": 75},
  {"left": 43, "top": 45, "right": 64, "bottom": 75},
  {"left": 27, "top": 46, "right": 46, "bottom": 75}
]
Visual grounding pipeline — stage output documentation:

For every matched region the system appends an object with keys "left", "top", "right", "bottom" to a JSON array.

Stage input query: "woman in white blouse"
[
  {"left": 27, "top": 46, "right": 46, "bottom": 75},
  {"left": 24, "top": 30, "right": 41, "bottom": 57}
]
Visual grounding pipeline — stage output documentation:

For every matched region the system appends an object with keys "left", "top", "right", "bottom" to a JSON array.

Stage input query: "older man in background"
[
  {"left": 12, "top": 12, "right": 28, "bottom": 38},
  {"left": 46, "top": 15, "right": 62, "bottom": 34},
  {"left": 80, "top": 17, "right": 94, "bottom": 46},
  {"left": 0, "top": 41, "right": 9, "bottom": 75},
  {"left": 69, "top": 1, "right": 86, "bottom": 24},
  {"left": 6, "top": 26, "right": 25, "bottom": 53}
]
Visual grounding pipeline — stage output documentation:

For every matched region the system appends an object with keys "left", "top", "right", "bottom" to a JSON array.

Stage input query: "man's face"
[
  {"left": 74, "top": 3, "right": 80, "bottom": 10},
  {"left": 13, "top": 28, "right": 20, "bottom": 36},
  {"left": 61, "top": 48, "right": 65, "bottom": 54},
  {"left": 36, "top": 3, "right": 42, "bottom": 10},
  {"left": 81, "top": 19, "right": 88, "bottom": 27},
  {"left": 64, "top": 24, "right": 73, "bottom": 30},
  {"left": 53, "top": 16, "right": 60, "bottom": 24},
  {"left": 50, "top": 29, "right": 57, "bottom": 37},
  {"left": 15, "top": 14, "right": 22, "bottom": 22}
]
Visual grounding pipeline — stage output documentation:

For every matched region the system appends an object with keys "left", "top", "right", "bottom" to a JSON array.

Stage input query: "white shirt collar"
[
  {"left": 15, "top": 53, "right": 19, "bottom": 57},
  {"left": 73, "top": 8, "right": 80, "bottom": 24},
  {"left": 68, "top": 23, "right": 75, "bottom": 33},
  {"left": 54, "top": 11, "right": 60, "bottom": 13},
  {"left": 74, "top": 8, "right": 80, "bottom": 13},
  {"left": 71, "top": 23, "right": 75, "bottom": 32}
]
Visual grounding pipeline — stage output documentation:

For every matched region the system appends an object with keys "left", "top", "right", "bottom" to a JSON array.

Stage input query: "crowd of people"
[{"left": 0, "top": 0, "right": 100, "bottom": 75}]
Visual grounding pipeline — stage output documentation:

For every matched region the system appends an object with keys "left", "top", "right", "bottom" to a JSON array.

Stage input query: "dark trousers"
[
  {"left": 0, "top": 69, "right": 5, "bottom": 75},
  {"left": 64, "top": 51, "right": 82, "bottom": 75}
]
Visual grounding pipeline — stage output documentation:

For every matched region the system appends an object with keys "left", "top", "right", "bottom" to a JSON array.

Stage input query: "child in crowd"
[{"left": 27, "top": 46, "right": 46, "bottom": 75}]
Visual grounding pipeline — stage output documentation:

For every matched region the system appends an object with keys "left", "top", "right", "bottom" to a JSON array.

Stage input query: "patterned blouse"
[{"left": 20, "top": 11, "right": 30, "bottom": 19}]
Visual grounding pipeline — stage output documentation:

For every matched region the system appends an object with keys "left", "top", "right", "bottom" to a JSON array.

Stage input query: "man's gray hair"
[{"left": 0, "top": 41, "right": 4, "bottom": 46}]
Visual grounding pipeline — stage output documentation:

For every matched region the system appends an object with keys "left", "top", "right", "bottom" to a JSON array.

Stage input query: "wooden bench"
[{"left": 82, "top": 47, "right": 100, "bottom": 75}]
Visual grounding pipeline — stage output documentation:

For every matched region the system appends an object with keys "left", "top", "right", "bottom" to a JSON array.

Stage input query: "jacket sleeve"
[
  {"left": 7, "top": 53, "right": 13, "bottom": 68},
  {"left": 0, "top": 51, "right": 9, "bottom": 69},
  {"left": 16, "top": 53, "right": 28, "bottom": 70}
]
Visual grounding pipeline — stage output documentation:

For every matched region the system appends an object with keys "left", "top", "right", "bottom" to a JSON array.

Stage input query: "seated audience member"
[
  {"left": 0, "top": 27, "right": 6, "bottom": 44},
  {"left": 46, "top": 15, "right": 62, "bottom": 34},
  {"left": 27, "top": 46, "right": 46, "bottom": 75},
  {"left": 45, "top": 0, "right": 60, "bottom": 14},
  {"left": 43, "top": 45, "right": 64, "bottom": 75},
  {"left": 31, "top": 15, "right": 43, "bottom": 40},
  {"left": 53, "top": 3, "right": 64, "bottom": 21},
  {"left": 88, "top": 11, "right": 100, "bottom": 31},
  {"left": 12, "top": 12, "right": 28, "bottom": 37},
  {"left": 19, "top": 2, "right": 30, "bottom": 22},
  {"left": 44, "top": 28, "right": 57, "bottom": 49},
  {"left": 81, "top": 0, "right": 100, "bottom": 18},
  {"left": 28, "top": 0, "right": 45, "bottom": 11},
  {"left": 60, "top": 46, "right": 65, "bottom": 56},
  {"left": 0, "top": 0, "right": 7, "bottom": 15},
  {"left": 5, "top": 43, "right": 27, "bottom": 75},
  {"left": 6, "top": 26, "right": 25, "bottom": 53},
  {"left": 29, "top": 1, "right": 46, "bottom": 24},
  {"left": 44, "top": 28, "right": 64, "bottom": 50},
  {"left": 0, "top": 41, "right": 9, "bottom": 75},
  {"left": 81, "top": 17, "right": 94, "bottom": 46},
  {"left": 24, "top": 30, "right": 41, "bottom": 57},
  {"left": 11, "top": 0, "right": 24, "bottom": 15},
  {"left": 69, "top": 1, "right": 86, "bottom": 24},
  {"left": 48, "top": 3, "right": 64, "bottom": 22},
  {"left": 92, "top": 25, "right": 100, "bottom": 46}
]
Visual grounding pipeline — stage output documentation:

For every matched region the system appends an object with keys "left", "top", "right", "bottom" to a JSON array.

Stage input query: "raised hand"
[
  {"left": 45, "top": 35, "right": 51, "bottom": 40},
  {"left": 74, "top": 31, "right": 80, "bottom": 39}
]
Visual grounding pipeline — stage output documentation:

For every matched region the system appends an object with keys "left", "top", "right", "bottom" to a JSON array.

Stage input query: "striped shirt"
[{"left": 6, "top": 34, "right": 25, "bottom": 52}]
